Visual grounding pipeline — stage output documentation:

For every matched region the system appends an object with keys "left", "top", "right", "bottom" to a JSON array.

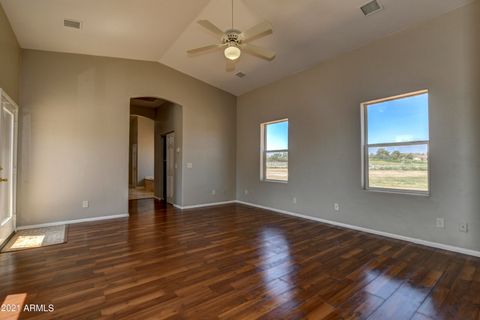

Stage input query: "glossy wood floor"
[{"left": 1, "top": 199, "right": 479, "bottom": 319}]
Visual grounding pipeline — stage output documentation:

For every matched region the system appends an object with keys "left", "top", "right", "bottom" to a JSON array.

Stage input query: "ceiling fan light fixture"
[{"left": 224, "top": 44, "right": 241, "bottom": 60}]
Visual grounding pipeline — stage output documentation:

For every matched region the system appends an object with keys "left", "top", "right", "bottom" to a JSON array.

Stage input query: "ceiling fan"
[{"left": 187, "top": 0, "right": 276, "bottom": 72}]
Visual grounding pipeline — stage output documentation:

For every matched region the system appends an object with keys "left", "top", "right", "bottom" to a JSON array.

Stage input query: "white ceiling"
[{"left": 1, "top": 0, "right": 473, "bottom": 96}]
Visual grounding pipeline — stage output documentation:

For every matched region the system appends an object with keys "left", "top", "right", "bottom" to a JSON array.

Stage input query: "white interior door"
[
  {"left": 166, "top": 133, "right": 175, "bottom": 204},
  {"left": 0, "top": 90, "right": 18, "bottom": 246}
]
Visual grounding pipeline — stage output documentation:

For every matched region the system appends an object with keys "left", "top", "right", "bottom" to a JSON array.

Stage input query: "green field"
[{"left": 368, "top": 158, "right": 428, "bottom": 191}]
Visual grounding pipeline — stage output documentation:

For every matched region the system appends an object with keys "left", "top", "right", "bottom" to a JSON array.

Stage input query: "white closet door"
[{"left": 0, "top": 90, "right": 18, "bottom": 246}]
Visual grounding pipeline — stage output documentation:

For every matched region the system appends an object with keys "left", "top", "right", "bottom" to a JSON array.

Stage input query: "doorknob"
[{"left": 0, "top": 178, "right": 7, "bottom": 183}]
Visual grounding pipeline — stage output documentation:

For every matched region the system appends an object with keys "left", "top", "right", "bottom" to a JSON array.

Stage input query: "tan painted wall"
[
  {"left": 19, "top": 50, "right": 236, "bottom": 225},
  {"left": 237, "top": 3, "right": 480, "bottom": 251},
  {"left": 0, "top": 3, "right": 20, "bottom": 102},
  {"left": 136, "top": 116, "right": 154, "bottom": 185}
]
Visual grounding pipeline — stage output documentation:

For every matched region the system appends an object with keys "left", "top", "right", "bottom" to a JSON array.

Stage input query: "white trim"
[
  {"left": 16, "top": 214, "right": 129, "bottom": 230},
  {"left": 0, "top": 88, "right": 19, "bottom": 246},
  {"left": 235, "top": 200, "right": 480, "bottom": 258},
  {"left": 174, "top": 200, "right": 236, "bottom": 210}
]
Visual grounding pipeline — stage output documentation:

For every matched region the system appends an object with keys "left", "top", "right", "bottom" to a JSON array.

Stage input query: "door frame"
[
  {"left": 165, "top": 132, "right": 175, "bottom": 204},
  {"left": 0, "top": 89, "right": 19, "bottom": 246}
]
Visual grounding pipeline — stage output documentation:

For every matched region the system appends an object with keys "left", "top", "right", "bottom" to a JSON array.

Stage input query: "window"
[
  {"left": 361, "top": 90, "right": 430, "bottom": 194},
  {"left": 261, "top": 119, "right": 288, "bottom": 182}
]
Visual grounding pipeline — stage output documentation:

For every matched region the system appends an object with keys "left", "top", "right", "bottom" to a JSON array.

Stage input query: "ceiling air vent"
[
  {"left": 236, "top": 72, "right": 246, "bottom": 78},
  {"left": 64, "top": 19, "right": 82, "bottom": 29},
  {"left": 361, "top": 0, "right": 383, "bottom": 16}
]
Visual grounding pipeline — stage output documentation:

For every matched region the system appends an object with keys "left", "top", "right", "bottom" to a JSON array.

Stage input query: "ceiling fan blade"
[
  {"left": 241, "top": 22, "right": 273, "bottom": 43},
  {"left": 226, "top": 59, "right": 236, "bottom": 72},
  {"left": 197, "top": 20, "right": 225, "bottom": 38},
  {"left": 241, "top": 44, "right": 276, "bottom": 61},
  {"left": 187, "top": 44, "right": 225, "bottom": 56}
]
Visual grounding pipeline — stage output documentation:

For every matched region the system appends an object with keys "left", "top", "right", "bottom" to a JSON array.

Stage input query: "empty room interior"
[{"left": 0, "top": 0, "right": 479, "bottom": 319}]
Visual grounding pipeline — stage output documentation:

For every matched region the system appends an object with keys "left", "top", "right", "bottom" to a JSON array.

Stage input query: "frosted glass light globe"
[{"left": 224, "top": 45, "right": 241, "bottom": 60}]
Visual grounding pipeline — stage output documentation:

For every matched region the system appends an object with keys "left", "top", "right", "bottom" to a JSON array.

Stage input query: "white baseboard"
[
  {"left": 175, "top": 200, "right": 237, "bottom": 210},
  {"left": 236, "top": 200, "right": 480, "bottom": 258},
  {"left": 17, "top": 213, "right": 129, "bottom": 230}
]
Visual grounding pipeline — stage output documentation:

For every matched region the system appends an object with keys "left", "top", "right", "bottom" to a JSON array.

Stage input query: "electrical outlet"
[
  {"left": 212, "top": 189, "right": 216, "bottom": 195},
  {"left": 459, "top": 223, "right": 468, "bottom": 233},
  {"left": 436, "top": 218, "right": 445, "bottom": 229},
  {"left": 334, "top": 203, "right": 340, "bottom": 212},
  {"left": 244, "top": 189, "right": 249, "bottom": 195},
  {"left": 82, "top": 200, "right": 89, "bottom": 208},
  {"left": 293, "top": 197, "right": 297, "bottom": 204}
]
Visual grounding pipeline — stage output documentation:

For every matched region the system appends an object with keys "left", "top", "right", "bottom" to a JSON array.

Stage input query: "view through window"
[
  {"left": 363, "top": 91, "right": 429, "bottom": 194},
  {"left": 262, "top": 120, "right": 288, "bottom": 182}
]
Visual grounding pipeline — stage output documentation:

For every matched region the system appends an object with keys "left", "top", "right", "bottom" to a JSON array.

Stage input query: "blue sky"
[
  {"left": 266, "top": 121, "right": 288, "bottom": 150},
  {"left": 367, "top": 93, "right": 429, "bottom": 145}
]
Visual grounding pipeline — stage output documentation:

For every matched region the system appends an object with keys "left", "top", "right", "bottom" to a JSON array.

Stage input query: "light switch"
[{"left": 186, "top": 163, "right": 193, "bottom": 169}]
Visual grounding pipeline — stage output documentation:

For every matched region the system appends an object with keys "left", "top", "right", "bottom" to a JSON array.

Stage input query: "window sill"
[
  {"left": 364, "top": 187, "right": 430, "bottom": 197},
  {"left": 262, "top": 179, "right": 288, "bottom": 184}
]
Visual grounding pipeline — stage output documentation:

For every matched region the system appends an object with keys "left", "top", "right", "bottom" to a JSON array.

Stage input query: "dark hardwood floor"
[{"left": 1, "top": 199, "right": 479, "bottom": 319}]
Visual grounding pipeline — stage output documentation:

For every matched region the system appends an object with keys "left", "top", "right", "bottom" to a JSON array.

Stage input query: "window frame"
[
  {"left": 260, "top": 118, "right": 289, "bottom": 183},
  {"left": 361, "top": 90, "right": 431, "bottom": 196}
]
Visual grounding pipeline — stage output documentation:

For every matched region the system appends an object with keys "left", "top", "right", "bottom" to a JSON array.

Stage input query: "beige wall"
[
  {"left": 136, "top": 116, "right": 154, "bottom": 185},
  {"left": 19, "top": 50, "right": 236, "bottom": 225},
  {"left": 0, "top": 3, "right": 20, "bottom": 102},
  {"left": 237, "top": 3, "right": 480, "bottom": 251}
]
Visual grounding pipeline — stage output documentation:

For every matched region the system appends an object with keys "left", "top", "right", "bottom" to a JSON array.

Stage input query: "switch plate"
[
  {"left": 459, "top": 223, "right": 468, "bottom": 233},
  {"left": 436, "top": 218, "right": 445, "bottom": 229},
  {"left": 82, "top": 200, "right": 89, "bottom": 208},
  {"left": 186, "top": 163, "right": 193, "bottom": 169},
  {"left": 293, "top": 197, "right": 297, "bottom": 204},
  {"left": 244, "top": 189, "right": 249, "bottom": 195},
  {"left": 212, "top": 189, "right": 216, "bottom": 195},
  {"left": 334, "top": 203, "right": 340, "bottom": 212}
]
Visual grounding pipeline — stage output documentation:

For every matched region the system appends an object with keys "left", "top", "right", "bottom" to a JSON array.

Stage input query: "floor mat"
[{"left": 1, "top": 225, "right": 67, "bottom": 253}]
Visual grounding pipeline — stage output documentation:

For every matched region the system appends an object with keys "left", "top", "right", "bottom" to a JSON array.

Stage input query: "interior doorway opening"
[
  {"left": 129, "top": 115, "right": 155, "bottom": 200},
  {"left": 128, "top": 97, "right": 182, "bottom": 205}
]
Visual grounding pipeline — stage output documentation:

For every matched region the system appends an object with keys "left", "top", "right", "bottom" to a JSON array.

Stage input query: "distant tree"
[
  {"left": 269, "top": 152, "right": 288, "bottom": 162},
  {"left": 376, "top": 148, "right": 390, "bottom": 160},
  {"left": 391, "top": 150, "right": 401, "bottom": 160},
  {"left": 405, "top": 153, "right": 414, "bottom": 160}
]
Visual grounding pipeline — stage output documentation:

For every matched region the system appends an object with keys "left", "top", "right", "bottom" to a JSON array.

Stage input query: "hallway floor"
[{"left": 128, "top": 187, "right": 155, "bottom": 200}]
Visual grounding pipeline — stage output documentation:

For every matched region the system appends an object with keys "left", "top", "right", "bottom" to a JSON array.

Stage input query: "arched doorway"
[{"left": 128, "top": 97, "right": 183, "bottom": 206}]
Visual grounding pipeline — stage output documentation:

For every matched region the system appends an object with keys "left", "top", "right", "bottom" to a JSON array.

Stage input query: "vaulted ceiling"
[{"left": 1, "top": 0, "right": 473, "bottom": 95}]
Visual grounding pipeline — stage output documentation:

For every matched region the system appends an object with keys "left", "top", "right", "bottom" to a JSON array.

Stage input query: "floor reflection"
[
  {"left": 1, "top": 293, "right": 27, "bottom": 320},
  {"left": 259, "top": 228, "right": 297, "bottom": 305}
]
